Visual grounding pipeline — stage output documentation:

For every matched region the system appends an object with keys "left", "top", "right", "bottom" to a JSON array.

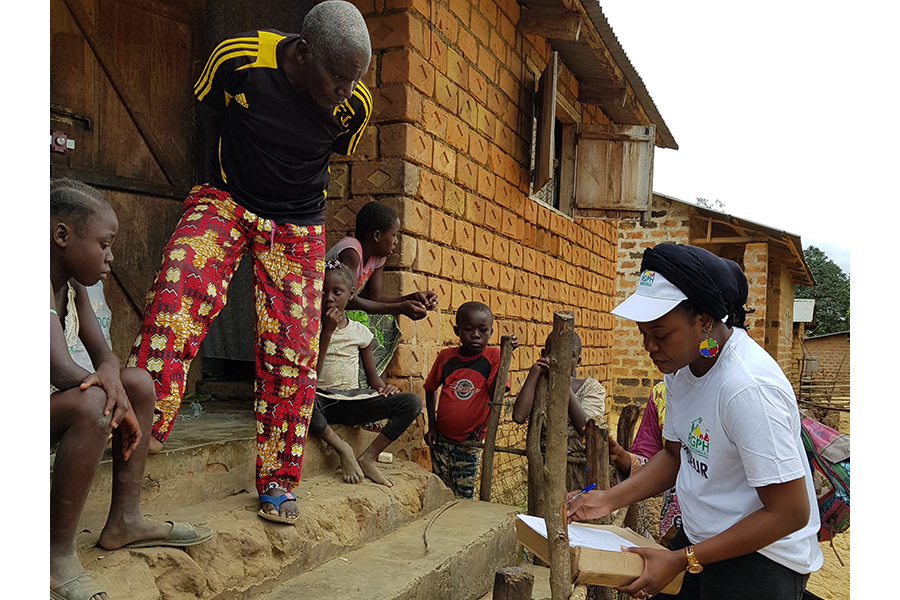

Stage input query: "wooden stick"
[
  {"left": 492, "top": 567, "right": 535, "bottom": 600},
  {"left": 423, "top": 500, "right": 459, "bottom": 553},
  {"left": 526, "top": 372, "right": 548, "bottom": 519},
  {"left": 585, "top": 418, "right": 610, "bottom": 525},
  {"left": 546, "top": 311, "right": 575, "bottom": 600},
  {"left": 480, "top": 335, "right": 516, "bottom": 502}
]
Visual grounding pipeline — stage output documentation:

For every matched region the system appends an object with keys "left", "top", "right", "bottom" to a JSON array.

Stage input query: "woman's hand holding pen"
[{"left": 565, "top": 489, "right": 613, "bottom": 524}]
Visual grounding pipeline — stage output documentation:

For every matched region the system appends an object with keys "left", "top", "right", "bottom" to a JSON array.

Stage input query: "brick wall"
[
  {"left": 804, "top": 333, "right": 850, "bottom": 387},
  {"left": 609, "top": 194, "right": 692, "bottom": 408},
  {"left": 325, "top": 0, "right": 619, "bottom": 435},
  {"left": 765, "top": 261, "right": 796, "bottom": 376},
  {"left": 743, "top": 243, "right": 768, "bottom": 348}
]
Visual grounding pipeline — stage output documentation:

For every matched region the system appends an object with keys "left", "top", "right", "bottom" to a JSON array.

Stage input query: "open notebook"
[{"left": 516, "top": 514, "right": 638, "bottom": 552}]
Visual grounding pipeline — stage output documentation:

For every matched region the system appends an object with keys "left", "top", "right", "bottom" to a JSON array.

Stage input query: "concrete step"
[
  {"left": 256, "top": 500, "right": 522, "bottom": 600},
  {"left": 61, "top": 400, "right": 420, "bottom": 534},
  {"left": 75, "top": 460, "right": 456, "bottom": 600}
]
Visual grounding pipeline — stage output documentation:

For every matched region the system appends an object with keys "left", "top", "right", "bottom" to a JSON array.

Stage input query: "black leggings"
[
  {"left": 657, "top": 527, "right": 810, "bottom": 600},
  {"left": 308, "top": 391, "right": 422, "bottom": 441}
]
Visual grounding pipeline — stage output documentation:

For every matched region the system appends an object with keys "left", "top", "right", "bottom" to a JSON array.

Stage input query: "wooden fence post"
[
  {"left": 480, "top": 335, "right": 516, "bottom": 501},
  {"left": 526, "top": 370, "right": 548, "bottom": 520},
  {"left": 546, "top": 311, "right": 574, "bottom": 600},
  {"left": 584, "top": 418, "right": 610, "bottom": 526},
  {"left": 492, "top": 567, "right": 535, "bottom": 600}
]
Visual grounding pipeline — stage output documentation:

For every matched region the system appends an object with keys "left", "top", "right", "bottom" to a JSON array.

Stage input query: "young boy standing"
[{"left": 423, "top": 302, "right": 516, "bottom": 499}]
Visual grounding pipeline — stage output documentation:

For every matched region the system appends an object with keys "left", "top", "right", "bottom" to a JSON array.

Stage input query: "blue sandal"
[{"left": 258, "top": 490, "right": 299, "bottom": 524}]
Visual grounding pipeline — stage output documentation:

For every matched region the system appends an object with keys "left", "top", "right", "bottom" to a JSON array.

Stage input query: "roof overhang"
[
  {"left": 654, "top": 192, "right": 815, "bottom": 287},
  {"left": 517, "top": 0, "right": 678, "bottom": 149}
]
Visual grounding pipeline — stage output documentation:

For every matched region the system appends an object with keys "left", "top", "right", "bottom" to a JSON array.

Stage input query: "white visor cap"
[{"left": 611, "top": 270, "right": 688, "bottom": 322}]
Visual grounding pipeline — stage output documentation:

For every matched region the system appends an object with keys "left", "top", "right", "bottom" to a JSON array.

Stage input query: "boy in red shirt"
[{"left": 424, "top": 301, "right": 516, "bottom": 498}]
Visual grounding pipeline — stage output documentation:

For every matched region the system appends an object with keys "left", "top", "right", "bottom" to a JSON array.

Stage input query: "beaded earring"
[{"left": 699, "top": 331, "right": 719, "bottom": 358}]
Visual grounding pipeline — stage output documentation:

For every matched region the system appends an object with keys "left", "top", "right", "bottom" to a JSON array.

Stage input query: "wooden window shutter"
[
  {"left": 532, "top": 52, "right": 558, "bottom": 192},
  {"left": 574, "top": 124, "right": 656, "bottom": 217}
]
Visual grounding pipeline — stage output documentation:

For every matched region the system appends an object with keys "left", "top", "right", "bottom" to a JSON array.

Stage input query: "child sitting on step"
[
  {"left": 306, "top": 261, "right": 423, "bottom": 489},
  {"left": 50, "top": 179, "right": 211, "bottom": 600}
]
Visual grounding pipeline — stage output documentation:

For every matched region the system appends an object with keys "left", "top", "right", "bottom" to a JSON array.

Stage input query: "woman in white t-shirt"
[{"left": 566, "top": 243, "right": 822, "bottom": 600}]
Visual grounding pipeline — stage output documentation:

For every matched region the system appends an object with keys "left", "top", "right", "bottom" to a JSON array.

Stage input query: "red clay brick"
[
  {"left": 457, "top": 89, "right": 477, "bottom": 124},
  {"left": 382, "top": 270, "right": 428, "bottom": 298},
  {"left": 488, "top": 30, "right": 507, "bottom": 68},
  {"left": 386, "top": 234, "right": 417, "bottom": 269},
  {"left": 352, "top": 160, "right": 419, "bottom": 196},
  {"left": 456, "top": 155, "right": 479, "bottom": 192},
  {"left": 430, "top": 209, "right": 454, "bottom": 245},
  {"left": 472, "top": 286, "right": 492, "bottom": 308},
  {"left": 427, "top": 276, "right": 452, "bottom": 311},
  {"left": 469, "top": 66, "right": 488, "bottom": 104},
  {"left": 443, "top": 181, "right": 466, "bottom": 217},
  {"left": 451, "top": 281, "right": 473, "bottom": 309},
  {"left": 446, "top": 48, "right": 468, "bottom": 89},
  {"left": 526, "top": 273, "right": 541, "bottom": 298},
  {"left": 380, "top": 122, "right": 433, "bottom": 168},
  {"left": 412, "top": 238, "right": 442, "bottom": 275},
  {"left": 454, "top": 219, "right": 475, "bottom": 253},
  {"left": 372, "top": 85, "right": 422, "bottom": 124},
  {"left": 477, "top": 44, "right": 498, "bottom": 81},
  {"left": 384, "top": 0, "right": 430, "bottom": 17},
  {"left": 476, "top": 104, "right": 495, "bottom": 138},
  {"left": 479, "top": 0, "right": 498, "bottom": 25},
  {"left": 484, "top": 201, "right": 502, "bottom": 231},
  {"left": 417, "top": 168, "right": 445, "bottom": 208},
  {"left": 434, "top": 4, "right": 459, "bottom": 44},
  {"left": 432, "top": 139, "right": 457, "bottom": 179},
  {"left": 422, "top": 99, "right": 449, "bottom": 139},
  {"left": 383, "top": 197, "right": 430, "bottom": 237},
  {"left": 494, "top": 179, "right": 515, "bottom": 210},
  {"left": 498, "top": 66, "right": 516, "bottom": 101},
  {"left": 490, "top": 290, "right": 507, "bottom": 317},
  {"left": 457, "top": 29, "right": 478, "bottom": 63},
  {"left": 445, "top": 114, "right": 470, "bottom": 153},
  {"left": 508, "top": 242, "right": 523, "bottom": 269},
  {"left": 500, "top": 208, "right": 516, "bottom": 238},
  {"left": 369, "top": 12, "right": 427, "bottom": 53},
  {"left": 429, "top": 33, "right": 448, "bottom": 73},
  {"left": 381, "top": 48, "right": 434, "bottom": 97},
  {"left": 434, "top": 72, "right": 459, "bottom": 114},
  {"left": 492, "top": 234, "right": 510, "bottom": 265},
  {"left": 523, "top": 223, "right": 536, "bottom": 249},
  {"left": 468, "top": 131, "right": 489, "bottom": 166},
  {"left": 441, "top": 247, "right": 465, "bottom": 280},
  {"left": 507, "top": 293, "right": 521, "bottom": 318},
  {"left": 464, "top": 192, "right": 485, "bottom": 226},
  {"left": 476, "top": 166, "right": 495, "bottom": 200},
  {"left": 481, "top": 255, "right": 501, "bottom": 285},
  {"left": 470, "top": 10, "right": 489, "bottom": 45},
  {"left": 462, "top": 256, "right": 482, "bottom": 286},
  {"left": 473, "top": 226, "right": 493, "bottom": 258}
]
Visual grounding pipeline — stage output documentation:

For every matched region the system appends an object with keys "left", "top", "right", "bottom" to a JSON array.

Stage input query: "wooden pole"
[
  {"left": 584, "top": 418, "right": 611, "bottom": 526},
  {"left": 480, "top": 335, "right": 516, "bottom": 501},
  {"left": 526, "top": 371, "right": 548, "bottom": 519},
  {"left": 546, "top": 311, "right": 574, "bottom": 600},
  {"left": 492, "top": 567, "right": 535, "bottom": 600}
]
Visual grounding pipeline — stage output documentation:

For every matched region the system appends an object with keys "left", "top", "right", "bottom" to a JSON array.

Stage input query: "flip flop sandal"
[
  {"left": 51, "top": 572, "right": 106, "bottom": 600},
  {"left": 360, "top": 421, "right": 385, "bottom": 433},
  {"left": 258, "top": 491, "right": 299, "bottom": 524},
  {"left": 120, "top": 521, "right": 213, "bottom": 549}
]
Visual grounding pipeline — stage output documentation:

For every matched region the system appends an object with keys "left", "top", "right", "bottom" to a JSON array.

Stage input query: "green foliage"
[{"left": 795, "top": 246, "right": 850, "bottom": 337}]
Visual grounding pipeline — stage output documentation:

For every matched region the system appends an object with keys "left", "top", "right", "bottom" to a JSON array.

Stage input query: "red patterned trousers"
[{"left": 127, "top": 185, "right": 324, "bottom": 494}]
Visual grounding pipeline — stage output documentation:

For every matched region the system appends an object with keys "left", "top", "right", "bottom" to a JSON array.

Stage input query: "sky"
[{"left": 596, "top": 1, "right": 891, "bottom": 277}]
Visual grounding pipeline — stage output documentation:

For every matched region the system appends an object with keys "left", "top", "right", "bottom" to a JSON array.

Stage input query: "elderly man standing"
[{"left": 128, "top": 0, "right": 373, "bottom": 523}]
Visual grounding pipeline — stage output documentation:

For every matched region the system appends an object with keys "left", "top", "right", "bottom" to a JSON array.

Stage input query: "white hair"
[{"left": 301, "top": 1, "right": 371, "bottom": 67}]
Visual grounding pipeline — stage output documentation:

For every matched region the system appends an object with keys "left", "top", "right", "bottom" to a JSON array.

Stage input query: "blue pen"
[{"left": 566, "top": 483, "right": 596, "bottom": 503}]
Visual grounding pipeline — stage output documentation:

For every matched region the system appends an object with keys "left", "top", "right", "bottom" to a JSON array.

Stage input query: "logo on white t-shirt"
[
  {"left": 689, "top": 417, "right": 710, "bottom": 458},
  {"left": 448, "top": 379, "right": 479, "bottom": 401}
]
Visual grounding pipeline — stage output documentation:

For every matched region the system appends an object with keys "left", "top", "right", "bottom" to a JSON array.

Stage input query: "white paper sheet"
[{"left": 517, "top": 514, "right": 638, "bottom": 552}]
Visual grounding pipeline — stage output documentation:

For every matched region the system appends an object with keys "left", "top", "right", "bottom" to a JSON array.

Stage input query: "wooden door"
[{"left": 50, "top": 0, "right": 206, "bottom": 360}]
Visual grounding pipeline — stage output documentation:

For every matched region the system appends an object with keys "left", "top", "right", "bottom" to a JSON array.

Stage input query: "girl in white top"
[{"left": 566, "top": 243, "right": 822, "bottom": 600}]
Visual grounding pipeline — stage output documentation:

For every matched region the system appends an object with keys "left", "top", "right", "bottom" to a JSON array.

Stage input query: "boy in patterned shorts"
[
  {"left": 423, "top": 302, "right": 517, "bottom": 499},
  {"left": 128, "top": 1, "right": 372, "bottom": 523}
]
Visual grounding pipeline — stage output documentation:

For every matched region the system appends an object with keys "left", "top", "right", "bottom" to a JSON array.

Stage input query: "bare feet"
[
  {"left": 259, "top": 487, "right": 299, "bottom": 521},
  {"left": 358, "top": 452, "right": 393, "bottom": 487},
  {"left": 148, "top": 437, "right": 163, "bottom": 454},
  {"left": 336, "top": 443, "right": 365, "bottom": 484}
]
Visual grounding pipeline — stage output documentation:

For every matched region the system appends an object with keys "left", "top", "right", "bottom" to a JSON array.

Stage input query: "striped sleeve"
[
  {"left": 332, "top": 82, "right": 373, "bottom": 156},
  {"left": 193, "top": 34, "right": 261, "bottom": 112}
]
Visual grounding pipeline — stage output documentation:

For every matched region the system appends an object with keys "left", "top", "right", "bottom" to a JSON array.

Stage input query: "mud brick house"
[
  {"left": 50, "top": 0, "right": 678, "bottom": 436},
  {"left": 610, "top": 192, "right": 815, "bottom": 409}
]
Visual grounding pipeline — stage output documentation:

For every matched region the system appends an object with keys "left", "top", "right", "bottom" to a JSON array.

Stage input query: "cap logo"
[{"left": 639, "top": 270, "right": 657, "bottom": 288}]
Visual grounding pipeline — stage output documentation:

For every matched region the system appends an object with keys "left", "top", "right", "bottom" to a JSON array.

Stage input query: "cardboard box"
[{"left": 515, "top": 515, "right": 684, "bottom": 595}]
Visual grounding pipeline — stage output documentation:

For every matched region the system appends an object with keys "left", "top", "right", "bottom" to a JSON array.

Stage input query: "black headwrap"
[{"left": 640, "top": 243, "right": 747, "bottom": 324}]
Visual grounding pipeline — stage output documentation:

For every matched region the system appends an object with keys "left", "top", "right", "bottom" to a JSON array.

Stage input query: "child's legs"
[
  {"left": 127, "top": 187, "right": 251, "bottom": 443},
  {"left": 50, "top": 386, "right": 110, "bottom": 567},
  {"left": 107, "top": 368, "right": 156, "bottom": 517},
  {"left": 251, "top": 223, "right": 325, "bottom": 494},
  {"left": 429, "top": 433, "right": 481, "bottom": 498},
  {"left": 320, "top": 393, "right": 422, "bottom": 441}
]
